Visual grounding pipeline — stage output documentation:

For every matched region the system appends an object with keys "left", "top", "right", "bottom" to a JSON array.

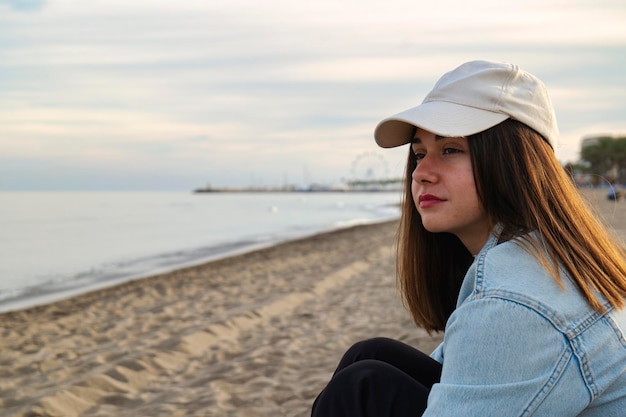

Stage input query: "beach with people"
[{"left": 0, "top": 187, "right": 623, "bottom": 417}]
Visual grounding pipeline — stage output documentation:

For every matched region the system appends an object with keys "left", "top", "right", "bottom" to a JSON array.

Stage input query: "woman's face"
[{"left": 411, "top": 128, "right": 490, "bottom": 255}]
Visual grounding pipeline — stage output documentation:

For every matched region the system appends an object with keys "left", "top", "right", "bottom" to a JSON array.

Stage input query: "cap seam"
[{"left": 495, "top": 63, "right": 517, "bottom": 112}]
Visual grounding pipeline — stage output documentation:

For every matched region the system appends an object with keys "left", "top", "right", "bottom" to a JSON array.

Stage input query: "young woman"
[{"left": 311, "top": 60, "right": 626, "bottom": 416}]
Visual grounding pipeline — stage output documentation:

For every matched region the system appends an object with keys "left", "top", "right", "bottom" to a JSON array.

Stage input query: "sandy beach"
[{"left": 1, "top": 188, "right": 624, "bottom": 417}]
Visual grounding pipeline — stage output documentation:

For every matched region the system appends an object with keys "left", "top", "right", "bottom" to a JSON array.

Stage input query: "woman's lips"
[{"left": 418, "top": 194, "right": 445, "bottom": 208}]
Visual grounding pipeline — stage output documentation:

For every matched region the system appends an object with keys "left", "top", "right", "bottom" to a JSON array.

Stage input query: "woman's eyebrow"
[{"left": 411, "top": 135, "right": 447, "bottom": 144}]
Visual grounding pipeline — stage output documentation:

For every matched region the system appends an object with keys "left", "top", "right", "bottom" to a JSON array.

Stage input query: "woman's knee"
[
  {"left": 341, "top": 337, "right": 400, "bottom": 360},
  {"left": 336, "top": 360, "right": 398, "bottom": 387},
  {"left": 337, "top": 337, "right": 412, "bottom": 370},
  {"left": 335, "top": 338, "right": 395, "bottom": 374}
]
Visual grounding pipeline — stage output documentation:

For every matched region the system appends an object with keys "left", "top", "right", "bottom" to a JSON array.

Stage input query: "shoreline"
[{"left": 0, "top": 216, "right": 399, "bottom": 315}]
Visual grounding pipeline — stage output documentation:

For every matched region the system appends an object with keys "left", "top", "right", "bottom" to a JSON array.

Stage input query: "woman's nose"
[{"left": 412, "top": 155, "right": 437, "bottom": 183}]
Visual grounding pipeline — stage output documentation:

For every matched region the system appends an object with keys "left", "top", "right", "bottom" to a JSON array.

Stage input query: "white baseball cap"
[{"left": 374, "top": 60, "right": 558, "bottom": 148}]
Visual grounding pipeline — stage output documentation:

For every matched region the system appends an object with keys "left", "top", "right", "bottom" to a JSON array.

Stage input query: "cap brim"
[{"left": 374, "top": 101, "right": 510, "bottom": 148}]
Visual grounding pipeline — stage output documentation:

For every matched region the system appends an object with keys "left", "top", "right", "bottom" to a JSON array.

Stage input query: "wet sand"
[{"left": 0, "top": 188, "right": 623, "bottom": 417}]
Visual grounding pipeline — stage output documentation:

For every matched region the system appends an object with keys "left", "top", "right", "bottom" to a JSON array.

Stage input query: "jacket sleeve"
[{"left": 422, "top": 297, "right": 590, "bottom": 416}]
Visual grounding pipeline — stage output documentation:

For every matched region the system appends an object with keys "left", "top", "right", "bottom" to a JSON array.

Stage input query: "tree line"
[{"left": 568, "top": 136, "right": 626, "bottom": 185}]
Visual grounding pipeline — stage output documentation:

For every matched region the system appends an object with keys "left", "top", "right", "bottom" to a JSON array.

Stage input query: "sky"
[{"left": 0, "top": 0, "right": 625, "bottom": 190}]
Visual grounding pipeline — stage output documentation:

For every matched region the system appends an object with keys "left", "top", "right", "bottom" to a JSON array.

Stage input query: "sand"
[{"left": 1, "top": 188, "right": 624, "bottom": 417}]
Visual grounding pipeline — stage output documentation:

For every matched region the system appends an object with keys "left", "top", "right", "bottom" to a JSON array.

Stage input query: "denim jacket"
[{"left": 425, "top": 233, "right": 626, "bottom": 416}]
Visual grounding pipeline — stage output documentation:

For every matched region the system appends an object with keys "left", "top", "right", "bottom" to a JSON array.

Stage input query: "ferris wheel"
[{"left": 350, "top": 152, "right": 390, "bottom": 181}]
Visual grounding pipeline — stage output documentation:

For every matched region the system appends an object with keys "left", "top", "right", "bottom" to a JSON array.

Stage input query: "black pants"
[{"left": 311, "top": 337, "right": 442, "bottom": 417}]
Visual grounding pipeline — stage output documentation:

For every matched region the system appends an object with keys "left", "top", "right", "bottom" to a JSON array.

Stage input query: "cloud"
[
  {"left": 0, "top": 0, "right": 45, "bottom": 12},
  {"left": 0, "top": 0, "right": 625, "bottom": 189}
]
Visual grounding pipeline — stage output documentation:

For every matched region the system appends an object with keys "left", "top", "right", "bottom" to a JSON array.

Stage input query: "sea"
[{"left": 0, "top": 191, "right": 401, "bottom": 313}]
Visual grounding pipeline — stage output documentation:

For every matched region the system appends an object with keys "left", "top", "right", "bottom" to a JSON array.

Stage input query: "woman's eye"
[
  {"left": 443, "top": 147, "right": 462, "bottom": 155},
  {"left": 414, "top": 152, "right": 425, "bottom": 162}
]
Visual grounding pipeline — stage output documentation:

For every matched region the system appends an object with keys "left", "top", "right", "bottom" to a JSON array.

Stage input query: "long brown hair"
[{"left": 397, "top": 119, "right": 626, "bottom": 332}]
